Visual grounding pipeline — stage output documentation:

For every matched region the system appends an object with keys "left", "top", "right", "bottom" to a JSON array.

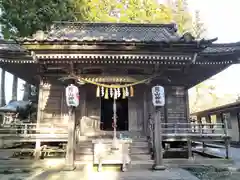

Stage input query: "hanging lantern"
[{"left": 65, "top": 84, "right": 79, "bottom": 107}]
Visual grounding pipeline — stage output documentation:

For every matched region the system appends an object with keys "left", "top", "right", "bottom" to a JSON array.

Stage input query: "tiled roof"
[
  {"left": 0, "top": 39, "right": 27, "bottom": 52},
  {"left": 203, "top": 42, "right": 240, "bottom": 54},
  {"left": 191, "top": 101, "right": 240, "bottom": 116},
  {"left": 20, "top": 22, "right": 182, "bottom": 43},
  {"left": 0, "top": 39, "right": 36, "bottom": 63}
]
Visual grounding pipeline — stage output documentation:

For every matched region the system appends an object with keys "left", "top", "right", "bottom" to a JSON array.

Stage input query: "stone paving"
[
  {"left": 0, "top": 146, "right": 240, "bottom": 180},
  {"left": 0, "top": 168, "right": 200, "bottom": 180},
  {"left": 195, "top": 145, "right": 240, "bottom": 167},
  {"left": 2, "top": 168, "right": 240, "bottom": 180}
]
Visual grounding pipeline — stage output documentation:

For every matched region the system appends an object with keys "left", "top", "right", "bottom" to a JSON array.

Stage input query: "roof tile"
[{"left": 21, "top": 22, "right": 181, "bottom": 42}]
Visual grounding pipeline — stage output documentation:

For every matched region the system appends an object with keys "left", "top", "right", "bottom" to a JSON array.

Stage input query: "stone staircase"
[
  {"left": 130, "top": 137, "right": 153, "bottom": 164},
  {"left": 75, "top": 140, "right": 93, "bottom": 162},
  {"left": 75, "top": 132, "right": 153, "bottom": 166}
]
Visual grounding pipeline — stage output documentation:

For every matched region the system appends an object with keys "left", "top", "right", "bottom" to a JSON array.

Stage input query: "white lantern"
[
  {"left": 65, "top": 84, "right": 79, "bottom": 107},
  {"left": 152, "top": 85, "right": 165, "bottom": 106}
]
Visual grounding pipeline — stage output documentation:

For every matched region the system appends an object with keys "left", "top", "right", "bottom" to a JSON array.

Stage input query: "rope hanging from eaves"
[{"left": 62, "top": 73, "right": 155, "bottom": 100}]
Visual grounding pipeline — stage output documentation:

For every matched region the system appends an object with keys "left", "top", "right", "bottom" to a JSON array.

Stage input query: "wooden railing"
[
  {"left": 148, "top": 118, "right": 231, "bottom": 159},
  {"left": 0, "top": 123, "right": 68, "bottom": 135},
  {"left": 161, "top": 122, "right": 228, "bottom": 136},
  {"left": 0, "top": 123, "right": 68, "bottom": 142}
]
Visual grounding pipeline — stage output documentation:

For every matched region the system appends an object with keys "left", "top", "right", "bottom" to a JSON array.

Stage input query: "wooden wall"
[
  {"left": 128, "top": 85, "right": 144, "bottom": 132},
  {"left": 145, "top": 85, "right": 188, "bottom": 135},
  {"left": 79, "top": 84, "right": 101, "bottom": 135},
  {"left": 41, "top": 84, "right": 68, "bottom": 125},
  {"left": 38, "top": 81, "right": 81, "bottom": 134},
  {"left": 165, "top": 86, "right": 187, "bottom": 124}
]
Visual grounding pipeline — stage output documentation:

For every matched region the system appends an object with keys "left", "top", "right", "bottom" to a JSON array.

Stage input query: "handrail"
[
  {"left": 161, "top": 123, "right": 224, "bottom": 126},
  {"left": 0, "top": 122, "right": 228, "bottom": 136},
  {"left": 0, "top": 123, "right": 68, "bottom": 135}
]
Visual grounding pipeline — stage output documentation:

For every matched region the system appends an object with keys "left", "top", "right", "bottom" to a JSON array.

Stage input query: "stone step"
[
  {"left": 77, "top": 139, "right": 149, "bottom": 145},
  {"left": 128, "top": 161, "right": 154, "bottom": 170},
  {"left": 79, "top": 132, "right": 148, "bottom": 139},
  {"left": 132, "top": 141, "right": 149, "bottom": 147},
  {"left": 75, "top": 155, "right": 152, "bottom": 162},
  {"left": 130, "top": 147, "right": 150, "bottom": 154},
  {"left": 76, "top": 147, "right": 151, "bottom": 155},
  {"left": 131, "top": 137, "right": 148, "bottom": 141},
  {"left": 76, "top": 147, "right": 93, "bottom": 155},
  {"left": 76, "top": 142, "right": 92, "bottom": 147},
  {"left": 75, "top": 154, "right": 93, "bottom": 161},
  {"left": 131, "top": 154, "right": 152, "bottom": 161}
]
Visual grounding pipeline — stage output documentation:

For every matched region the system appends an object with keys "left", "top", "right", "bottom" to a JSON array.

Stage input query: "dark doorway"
[{"left": 100, "top": 97, "right": 129, "bottom": 131}]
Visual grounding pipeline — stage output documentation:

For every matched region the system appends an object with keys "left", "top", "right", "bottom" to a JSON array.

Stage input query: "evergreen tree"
[
  {"left": 73, "top": 0, "right": 193, "bottom": 33},
  {"left": 0, "top": 0, "right": 76, "bottom": 38}
]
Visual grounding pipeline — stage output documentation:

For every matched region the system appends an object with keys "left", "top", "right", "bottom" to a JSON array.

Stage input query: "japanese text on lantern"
[
  {"left": 152, "top": 86, "right": 165, "bottom": 106},
  {"left": 65, "top": 84, "right": 79, "bottom": 107}
]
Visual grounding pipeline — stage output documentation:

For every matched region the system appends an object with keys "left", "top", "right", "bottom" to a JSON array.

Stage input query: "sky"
[
  {"left": 188, "top": 0, "right": 240, "bottom": 97},
  {"left": 188, "top": 0, "right": 240, "bottom": 43},
  {"left": 2, "top": 0, "right": 240, "bottom": 103}
]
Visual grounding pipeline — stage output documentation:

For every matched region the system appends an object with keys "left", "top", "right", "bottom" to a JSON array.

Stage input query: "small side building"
[{"left": 191, "top": 101, "right": 240, "bottom": 143}]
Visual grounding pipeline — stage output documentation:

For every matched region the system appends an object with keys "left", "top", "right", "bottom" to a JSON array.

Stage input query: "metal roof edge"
[{"left": 191, "top": 101, "right": 240, "bottom": 116}]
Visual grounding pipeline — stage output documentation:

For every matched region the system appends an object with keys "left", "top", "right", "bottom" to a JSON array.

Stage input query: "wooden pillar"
[
  {"left": 65, "top": 107, "right": 76, "bottom": 170},
  {"left": 153, "top": 107, "right": 165, "bottom": 170},
  {"left": 35, "top": 78, "right": 43, "bottom": 160},
  {"left": 223, "top": 114, "right": 230, "bottom": 159},
  {"left": 143, "top": 90, "right": 148, "bottom": 135},
  {"left": 79, "top": 86, "right": 86, "bottom": 136},
  {"left": 0, "top": 69, "right": 6, "bottom": 106},
  {"left": 184, "top": 88, "right": 190, "bottom": 122},
  {"left": 12, "top": 75, "right": 18, "bottom": 101},
  {"left": 187, "top": 138, "right": 192, "bottom": 159},
  {"left": 184, "top": 87, "right": 191, "bottom": 155},
  {"left": 163, "top": 88, "right": 168, "bottom": 124}
]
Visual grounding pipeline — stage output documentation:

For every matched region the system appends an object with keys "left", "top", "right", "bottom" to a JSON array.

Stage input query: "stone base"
[
  {"left": 63, "top": 165, "right": 76, "bottom": 171},
  {"left": 152, "top": 164, "right": 166, "bottom": 171}
]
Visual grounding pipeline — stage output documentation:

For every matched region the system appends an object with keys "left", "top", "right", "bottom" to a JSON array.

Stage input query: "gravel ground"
[{"left": 184, "top": 166, "right": 240, "bottom": 180}]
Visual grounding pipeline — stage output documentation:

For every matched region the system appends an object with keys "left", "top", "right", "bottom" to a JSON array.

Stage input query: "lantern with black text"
[
  {"left": 152, "top": 86, "right": 165, "bottom": 107},
  {"left": 65, "top": 84, "right": 79, "bottom": 107}
]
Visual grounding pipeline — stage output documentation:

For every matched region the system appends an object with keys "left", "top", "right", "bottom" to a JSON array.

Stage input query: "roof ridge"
[
  {"left": 52, "top": 21, "right": 177, "bottom": 30},
  {"left": 210, "top": 42, "right": 240, "bottom": 47}
]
